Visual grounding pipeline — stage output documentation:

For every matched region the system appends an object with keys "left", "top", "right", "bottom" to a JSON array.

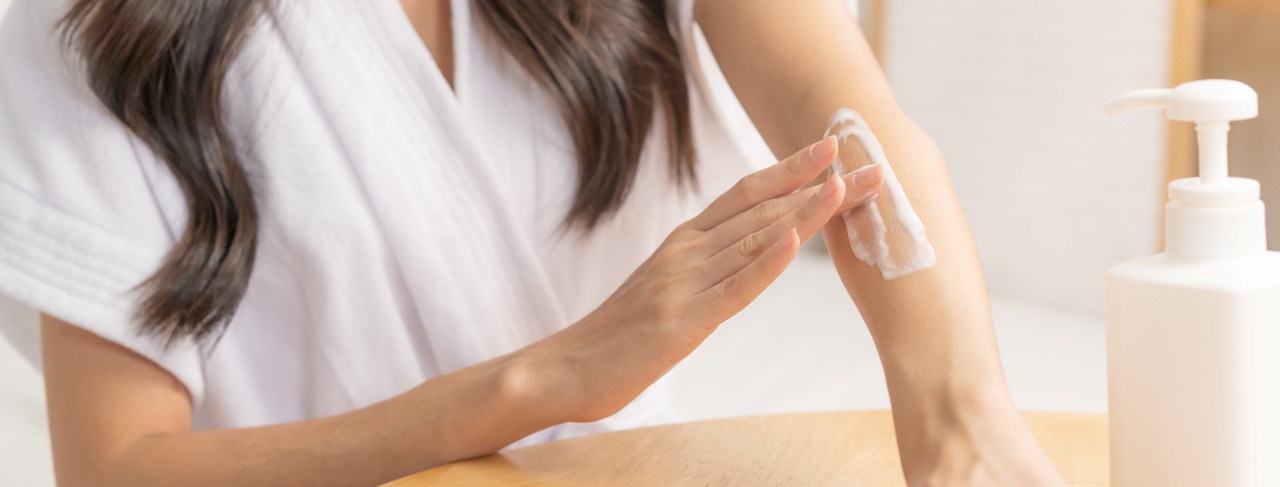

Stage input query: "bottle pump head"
[
  {"left": 1105, "top": 80, "right": 1260, "bottom": 207},
  {"left": 1106, "top": 80, "right": 1267, "bottom": 261}
]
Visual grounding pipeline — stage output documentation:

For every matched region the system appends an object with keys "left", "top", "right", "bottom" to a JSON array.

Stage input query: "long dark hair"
[{"left": 60, "top": 0, "right": 693, "bottom": 344}]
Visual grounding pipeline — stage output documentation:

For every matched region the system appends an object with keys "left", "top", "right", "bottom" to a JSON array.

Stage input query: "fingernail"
[
  {"left": 816, "top": 174, "right": 838, "bottom": 199},
  {"left": 809, "top": 136, "right": 836, "bottom": 160},
  {"left": 851, "top": 164, "right": 884, "bottom": 188}
]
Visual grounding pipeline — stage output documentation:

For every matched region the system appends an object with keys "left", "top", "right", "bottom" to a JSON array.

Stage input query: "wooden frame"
[
  {"left": 1208, "top": 0, "right": 1280, "bottom": 10},
  {"left": 1165, "top": 0, "right": 1279, "bottom": 248},
  {"left": 1167, "top": 0, "right": 1206, "bottom": 185}
]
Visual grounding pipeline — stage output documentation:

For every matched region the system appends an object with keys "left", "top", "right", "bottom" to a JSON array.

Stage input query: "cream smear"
[{"left": 824, "top": 109, "right": 936, "bottom": 280}]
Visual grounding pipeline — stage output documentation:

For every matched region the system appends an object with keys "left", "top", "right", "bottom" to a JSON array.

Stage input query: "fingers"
[
  {"left": 689, "top": 228, "right": 800, "bottom": 326},
  {"left": 688, "top": 137, "right": 839, "bottom": 231},
  {"left": 702, "top": 164, "right": 883, "bottom": 254},
  {"left": 693, "top": 173, "right": 844, "bottom": 289},
  {"left": 842, "top": 164, "right": 885, "bottom": 208}
]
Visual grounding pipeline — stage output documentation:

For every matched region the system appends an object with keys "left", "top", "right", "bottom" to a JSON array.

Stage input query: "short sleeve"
[{"left": 0, "top": 0, "right": 205, "bottom": 403}]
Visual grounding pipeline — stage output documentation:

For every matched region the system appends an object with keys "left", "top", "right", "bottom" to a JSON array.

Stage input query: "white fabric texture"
[{"left": 0, "top": 0, "right": 776, "bottom": 445}]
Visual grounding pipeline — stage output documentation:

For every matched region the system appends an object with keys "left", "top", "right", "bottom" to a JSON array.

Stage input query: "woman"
[{"left": 0, "top": 0, "right": 1065, "bottom": 485}]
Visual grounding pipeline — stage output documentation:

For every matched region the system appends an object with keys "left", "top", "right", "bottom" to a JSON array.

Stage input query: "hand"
[{"left": 519, "top": 136, "right": 884, "bottom": 423}]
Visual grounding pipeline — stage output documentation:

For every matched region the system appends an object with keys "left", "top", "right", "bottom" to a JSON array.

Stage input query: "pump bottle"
[{"left": 1105, "top": 80, "right": 1280, "bottom": 486}]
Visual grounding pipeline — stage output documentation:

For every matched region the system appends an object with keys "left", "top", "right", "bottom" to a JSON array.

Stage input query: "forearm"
[
  {"left": 820, "top": 121, "right": 1007, "bottom": 407},
  {"left": 698, "top": 0, "right": 1010, "bottom": 417},
  {"left": 793, "top": 90, "right": 1010, "bottom": 426},
  {"left": 43, "top": 317, "right": 562, "bottom": 487},
  {"left": 124, "top": 359, "right": 547, "bottom": 485}
]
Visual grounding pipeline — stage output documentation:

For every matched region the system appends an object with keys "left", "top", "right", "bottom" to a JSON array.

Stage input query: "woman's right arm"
[
  {"left": 42, "top": 313, "right": 558, "bottom": 486},
  {"left": 42, "top": 137, "right": 884, "bottom": 487}
]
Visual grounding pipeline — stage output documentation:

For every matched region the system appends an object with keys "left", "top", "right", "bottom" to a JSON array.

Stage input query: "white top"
[{"left": 0, "top": 0, "right": 780, "bottom": 445}]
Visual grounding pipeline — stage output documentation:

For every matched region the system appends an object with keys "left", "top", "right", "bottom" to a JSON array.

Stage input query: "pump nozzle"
[
  {"left": 1104, "top": 89, "right": 1173, "bottom": 117},
  {"left": 1106, "top": 80, "right": 1258, "bottom": 186}
]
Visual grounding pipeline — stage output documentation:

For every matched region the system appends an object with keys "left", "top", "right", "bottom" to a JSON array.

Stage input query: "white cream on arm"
[{"left": 824, "top": 109, "right": 936, "bottom": 280}]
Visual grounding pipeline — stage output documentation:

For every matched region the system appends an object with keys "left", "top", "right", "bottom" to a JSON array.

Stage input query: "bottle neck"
[
  {"left": 1165, "top": 199, "right": 1267, "bottom": 261},
  {"left": 1195, "top": 121, "right": 1231, "bottom": 185}
]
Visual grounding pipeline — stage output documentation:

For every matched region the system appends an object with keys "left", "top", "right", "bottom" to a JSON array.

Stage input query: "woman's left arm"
[{"left": 695, "top": 1, "right": 1066, "bottom": 485}]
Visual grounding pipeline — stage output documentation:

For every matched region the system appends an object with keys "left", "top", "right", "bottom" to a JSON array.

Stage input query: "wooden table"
[{"left": 385, "top": 411, "right": 1108, "bottom": 486}]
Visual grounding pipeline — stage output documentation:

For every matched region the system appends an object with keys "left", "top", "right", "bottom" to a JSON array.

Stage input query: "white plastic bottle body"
[{"left": 1106, "top": 252, "right": 1280, "bottom": 487}]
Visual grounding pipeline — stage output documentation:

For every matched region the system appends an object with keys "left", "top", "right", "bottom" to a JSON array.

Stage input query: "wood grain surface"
[{"left": 384, "top": 411, "right": 1108, "bottom": 486}]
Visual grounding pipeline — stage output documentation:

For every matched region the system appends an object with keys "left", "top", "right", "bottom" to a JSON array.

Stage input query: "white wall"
[
  {"left": 882, "top": 0, "right": 1173, "bottom": 314},
  {"left": 0, "top": 5, "right": 57, "bottom": 487}
]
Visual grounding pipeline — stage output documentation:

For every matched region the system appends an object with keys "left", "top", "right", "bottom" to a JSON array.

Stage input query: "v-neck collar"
[{"left": 386, "top": 0, "right": 468, "bottom": 101}]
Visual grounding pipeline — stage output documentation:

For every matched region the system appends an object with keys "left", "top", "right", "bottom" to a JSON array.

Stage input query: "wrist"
[
  {"left": 495, "top": 345, "right": 580, "bottom": 426},
  {"left": 886, "top": 368, "right": 1015, "bottom": 433},
  {"left": 882, "top": 345, "right": 1010, "bottom": 408},
  {"left": 882, "top": 356, "right": 1027, "bottom": 477},
  {"left": 510, "top": 309, "right": 675, "bottom": 425},
  {"left": 881, "top": 346, "right": 1016, "bottom": 435},
  {"left": 890, "top": 379, "right": 1058, "bottom": 486}
]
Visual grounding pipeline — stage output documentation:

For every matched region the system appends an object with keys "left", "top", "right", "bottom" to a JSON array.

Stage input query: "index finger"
[{"left": 688, "top": 136, "right": 838, "bottom": 231}]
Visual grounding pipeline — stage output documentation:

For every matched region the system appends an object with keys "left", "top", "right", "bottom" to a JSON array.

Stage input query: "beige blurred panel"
[
  {"left": 1203, "top": 5, "right": 1280, "bottom": 250},
  {"left": 1166, "top": 0, "right": 1204, "bottom": 185},
  {"left": 1208, "top": 0, "right": 1280, "bottom": 10}
]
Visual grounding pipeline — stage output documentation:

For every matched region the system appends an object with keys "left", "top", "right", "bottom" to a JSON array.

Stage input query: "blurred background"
[{"left": 2, "top": 0, "right": 1278, "bottom": 485}]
